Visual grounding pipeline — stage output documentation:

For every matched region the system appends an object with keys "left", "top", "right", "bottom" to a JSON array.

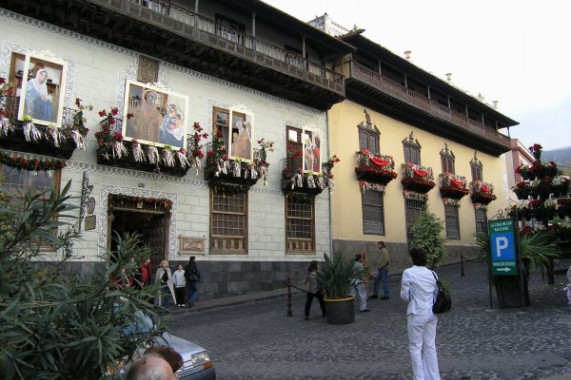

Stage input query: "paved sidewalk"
[{"left": 164, "top": 258, "right": 571, "bottom": 379}]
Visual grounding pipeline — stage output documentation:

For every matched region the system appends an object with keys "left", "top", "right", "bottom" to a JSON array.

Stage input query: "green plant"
[
  {"left": 0, "top": 182, "right": 161, "bottom": 379},
  {"left": 317, "top": 253, "right": 365, "bottom": 299},
  {"left": 409, "top": 210, "right": 447, "bottom": 268}
]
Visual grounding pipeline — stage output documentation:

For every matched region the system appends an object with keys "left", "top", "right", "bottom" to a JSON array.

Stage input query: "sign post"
[{"left": 488, "top": 219, "right": 518, "bottom": 276}]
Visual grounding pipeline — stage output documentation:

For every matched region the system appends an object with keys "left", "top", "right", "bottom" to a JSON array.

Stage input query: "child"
[{"left": 172, "top": 264, "right": 187, "bottom": 307}]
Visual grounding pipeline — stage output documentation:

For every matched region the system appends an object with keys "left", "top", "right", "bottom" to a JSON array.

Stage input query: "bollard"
[
  {"left": 287, "top": 277, "right": 293, "bottom": 317},
  {"left": 461, "top": 253, "right": 465, "bottom": 277}
]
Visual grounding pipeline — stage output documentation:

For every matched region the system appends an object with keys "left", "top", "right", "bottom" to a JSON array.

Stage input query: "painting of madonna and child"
[
  {"left": 123, "top": 81, "right": 189, "bottom": 149},
  {"left": 17, "top": 54, "right": 67, "bottom": 127}
]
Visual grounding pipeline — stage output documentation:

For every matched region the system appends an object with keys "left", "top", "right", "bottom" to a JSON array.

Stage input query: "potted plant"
[{"left": 317, "top": 253, "right": 364, "bottom": 325}]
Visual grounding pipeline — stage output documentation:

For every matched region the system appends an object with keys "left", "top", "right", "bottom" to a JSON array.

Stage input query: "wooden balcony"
[
  {"left": 2, "top": 0, "right": 347, "bottom": 110},
  {"left": 347, "top": 61, "right": 512, "bottom": 156}
]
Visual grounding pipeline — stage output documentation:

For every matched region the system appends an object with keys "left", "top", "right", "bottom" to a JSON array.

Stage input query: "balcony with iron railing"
[
  {"left": 90, "top": 0, "right": 344, "bottom": 95},
  {"left": 349, "top": 61, "right": 511, "bottom": 148}
]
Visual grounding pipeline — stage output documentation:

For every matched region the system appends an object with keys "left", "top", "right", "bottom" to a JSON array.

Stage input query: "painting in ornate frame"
[
  {"left": 123, "top": 80, "right": 189, "bottom": 150},
  {"left": 18, "top": 53, "right": 67, "bottom": 127}
]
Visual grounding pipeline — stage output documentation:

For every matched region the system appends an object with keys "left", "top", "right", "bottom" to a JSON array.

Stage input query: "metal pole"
[
  {"left": 514, "top": 211, "right": 526, "bottom": 307},
  {"left": 287, "top": 277, "right": 293, "bottom": 317},
  {"left": 460, "top": 253, "right": 465, "bottom": 277}
]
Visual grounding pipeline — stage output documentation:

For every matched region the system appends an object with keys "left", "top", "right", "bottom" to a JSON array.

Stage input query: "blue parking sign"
[{"left": 488, "top": 219, "right": 518, "bottom": 276}]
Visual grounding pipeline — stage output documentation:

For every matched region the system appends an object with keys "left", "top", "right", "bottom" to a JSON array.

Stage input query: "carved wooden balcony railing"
[
  {"left": 91, "top": 0, "right": 344, "bottom": 94},
  {"left": 350, "top": 61, "right": 511, "bottom": 148}
]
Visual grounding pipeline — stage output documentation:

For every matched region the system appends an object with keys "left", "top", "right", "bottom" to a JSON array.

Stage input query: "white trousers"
[
  {"left": 407, "top": 312, "right": 441, "bottom": 380},
  {"left": 350, "top": 282, "right": 367, "bottom": 311}
]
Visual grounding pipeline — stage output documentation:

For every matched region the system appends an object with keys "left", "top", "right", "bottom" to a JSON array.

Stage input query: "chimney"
[
  {"left": 404, "top": 50, "right": 411, "bottom": 60},
  {"left": 445, "top": 73, "right": 452, "bottom": 82}
]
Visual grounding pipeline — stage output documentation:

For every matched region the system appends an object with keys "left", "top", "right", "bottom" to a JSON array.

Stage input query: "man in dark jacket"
[{"left": 184, "top": 256, "right": 200, "bottom": 307}]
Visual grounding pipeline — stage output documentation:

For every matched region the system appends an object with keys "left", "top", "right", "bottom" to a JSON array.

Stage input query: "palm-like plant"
[{"left": 317, "top": 253, "right": 365, "bottom": 299}]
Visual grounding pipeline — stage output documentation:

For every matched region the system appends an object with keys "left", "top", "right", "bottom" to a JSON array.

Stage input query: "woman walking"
[{"left": 303, "top": 260, "right": 326, "bottom": 320}]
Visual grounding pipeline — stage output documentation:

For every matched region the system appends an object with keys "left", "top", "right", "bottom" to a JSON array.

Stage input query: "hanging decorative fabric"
[
  {"left": 132, "top": 141, "right": 146, "bottom": 162},
  {"left": 111, "top": 140, "right": 128, "bottom": 159},
  {"left": 23, "top": 121, "right": 42, "bottom": 142},
  {"left": 161, "top": 149, "right": 175, "bottom": 167},
  {"left": 146, "top": 145, "right": 159, "bottom": 165},
  {"left": 307, "top": 174, "right": 316, "bottom": 188},
  {"left": 176, "top": 150, "right": 191, "bottom": 169},
  {"left": 47, "top": 126, "right": 64, "bottom": 148}
]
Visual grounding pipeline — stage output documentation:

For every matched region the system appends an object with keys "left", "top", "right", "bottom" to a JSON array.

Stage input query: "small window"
[
  {"left": 286, "top": 126, "right": 320, "bottom": 174},
  {"left": 445, "top": 204, "right": 460, "bottom": 239},
  {"left": 470, "top": 151, "right": 483, "bottom": 181},
  {"left": 210, "top": 189, "right": 247, "bottom": 253},
  {"left": 440, "top": 144, "right": 455, "bottom": 174},
  {"left": 402, "top": 132, "right": 421, "bottom": 165},
  {"left": 358, "top": 110, "right": 380, "bottom": 154},
  {"left": 285, "top": 195, "right": 315, "bottom": 253},
  {"left": 405, "top": 198, "right": 426, "bottom": 245},
  {"left": 475, "top": 208, "right": 488, "bottom": 234},
  {"left": 362, "top": 190, "right": 385, "bottom": 235}
]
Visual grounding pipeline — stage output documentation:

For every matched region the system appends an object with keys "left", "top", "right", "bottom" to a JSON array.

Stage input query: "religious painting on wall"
[
  {"left": 17, "top": 54, "right": 67, "bottom": 127},
  {"left": 123, "top": 80, "right": 189, "bottom": 149},
  {"left": 228, "top": 109, "right": 254, "bottom": 162},
  {"left": 302, "top": 128, "right": 320, "bottom": 173}
]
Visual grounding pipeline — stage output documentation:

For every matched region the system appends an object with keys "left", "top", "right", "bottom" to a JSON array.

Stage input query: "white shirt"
[{"left": 400, "top": 265, "right": 438, "bottom": 316}]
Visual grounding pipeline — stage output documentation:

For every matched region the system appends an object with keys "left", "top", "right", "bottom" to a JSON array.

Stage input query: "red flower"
[
  {"left": 111, "top": 107, "right": 119, "bottom": 116},
  {"left": 75, "top": 98, "right": 82, "bottom": 107},
  {"left": 98, "top": 110, "right": 107, "bottom": 117}
]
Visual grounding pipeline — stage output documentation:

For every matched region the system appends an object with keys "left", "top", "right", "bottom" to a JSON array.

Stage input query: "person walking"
[
  {"left": 350, "top": 253, "right": 369, "bottom": 312},
  {"left": 400, "top": 247, "right": 441, "bottom": 380},
  {"left": 370, "top": 241, "right": 390, "bottom": 300},
  {"left": 155, "top": 260, "right": 175, "bottom": 309},
  {"left": 172, "top": 264, "right": 187, "bottom": 307},
  {"left": 303, "top": 260, "right": 326, "bottom": 320},
  {"left": 184, "top": 256, "right": 200, "bottom": 307}
]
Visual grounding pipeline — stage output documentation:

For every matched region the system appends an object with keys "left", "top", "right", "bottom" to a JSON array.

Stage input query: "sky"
[{"left": 262, "top": 0, "right": 571, "bottom": 151}]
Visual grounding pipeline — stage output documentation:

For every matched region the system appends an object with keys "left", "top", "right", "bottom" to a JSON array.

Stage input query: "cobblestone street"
[{"left": 165, "top": 261, "right": 571, "bottom": 380}]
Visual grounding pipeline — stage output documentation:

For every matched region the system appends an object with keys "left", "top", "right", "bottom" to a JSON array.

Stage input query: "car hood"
[{"left": 154, "top": 332, "right": 207, "bottom": 362}]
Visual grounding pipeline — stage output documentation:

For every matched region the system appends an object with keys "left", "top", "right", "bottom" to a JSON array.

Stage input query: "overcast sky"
[{"left": 263, "top": 0, "right": 571, "bottom": 151}]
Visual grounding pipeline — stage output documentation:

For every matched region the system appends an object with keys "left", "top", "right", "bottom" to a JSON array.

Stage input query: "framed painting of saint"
[
  {"left": 123, "top": 80, "right": 189, "bottom": 149},
  {"left": 302, "top": 128, "right": 320, "bottom": 173},
  {"left": 18, "top": 54, "right": 67, "bottom": 127},
  {"left": 228, "top": 109, "right": 254, "bottom": 162}
]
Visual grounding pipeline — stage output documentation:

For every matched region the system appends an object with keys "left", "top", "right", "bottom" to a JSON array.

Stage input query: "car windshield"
[{"left": 122, "top": 310, "right": 155, "bottom": 338}]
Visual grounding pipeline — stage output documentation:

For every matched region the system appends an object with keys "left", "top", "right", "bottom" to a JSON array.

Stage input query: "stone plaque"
[
  {"left": 179, "top": 236, "right": 206, "bottom": 254},
  {"left": 84, "top": 215, "right": 96, "bottom": 231},
  {"left": 138, "top": 56, "right": 159, "bottom": 84}
]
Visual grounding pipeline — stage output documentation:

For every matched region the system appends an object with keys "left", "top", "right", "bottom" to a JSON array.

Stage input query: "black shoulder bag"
[{"left": 431, "top": 271, "right": 451, "bottom": 314}]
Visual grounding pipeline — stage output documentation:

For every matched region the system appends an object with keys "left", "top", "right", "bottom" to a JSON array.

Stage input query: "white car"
[{"left": 122, "top": 310, "right": 216, "bottom": 379}]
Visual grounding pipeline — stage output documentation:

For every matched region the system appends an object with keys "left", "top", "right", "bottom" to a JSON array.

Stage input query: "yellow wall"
[{"left": 328, "top": 100, "right": 510, "bottom": 247}]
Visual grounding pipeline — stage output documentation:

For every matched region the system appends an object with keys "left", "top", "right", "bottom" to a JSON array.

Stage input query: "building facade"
[{"left": 0, "top": 0, "right": 354, "bottom": 299}]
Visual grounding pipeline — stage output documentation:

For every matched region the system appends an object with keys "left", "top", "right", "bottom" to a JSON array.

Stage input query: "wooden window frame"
[
  {"left": 470, "top": 152, "right": 483, "bottom": 181},
  {"left": 445, "top": 204, "right": 461, "bottom": 240},
  {"left": 285, "top": 195, "right": 315, "bottom": 254},
  {"left": 402, "top": 132, "right": 421, "bottom": 165},
  {"left": 440, "top": 145, "right": 455, "bottom": 174},
  {"left": 475, "top": 208, "right": 488, "bottom": 234},
  {"left": 362, "top": 190, "right": 385, "bottom": 235},
  {"left": 210, "top": 188, "right": 248, "bottom": 254},
  {"left": 405, "top": 198, "right": 426, "bottom": 245}
]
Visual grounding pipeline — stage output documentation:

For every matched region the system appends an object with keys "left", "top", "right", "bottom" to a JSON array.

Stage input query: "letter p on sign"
[{"left": 495, "top": 236, "right": 508, "bottom": 258}]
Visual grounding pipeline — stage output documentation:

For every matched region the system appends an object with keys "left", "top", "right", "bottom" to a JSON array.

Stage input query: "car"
[{"left": 121, "top": 309, "right": 216, "bottom": 379}]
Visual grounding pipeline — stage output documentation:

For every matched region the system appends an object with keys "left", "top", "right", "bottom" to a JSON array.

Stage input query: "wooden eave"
[
  {"left": 340, "top": 33, "right": 519, "bottom": 128},
  {"left": 0, "top": 0, "right": 355, "bottom": 111}
]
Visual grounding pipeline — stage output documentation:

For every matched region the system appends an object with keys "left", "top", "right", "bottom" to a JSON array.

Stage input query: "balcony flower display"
[
  {"left": 401, "top": 162, "right": 435, "bottom": 194},
  {"left": 355, "top": 149, "right": 398, "bottom": 186},
  {"left": 557, "top": 198, "right": 571, "bottom": 218},
  {"left": 96, "top": 108, "right": 193, "bottom": 177},
  {"left": 515, "top": 160, "right": 558, "bottom": 181},
  {"left": 552, "top": 176, "right": 570, "bottom": 197},
  {"left": 253, "top": 138, "right": 274, "bottom": 185},
  {"left": 0, "top": 84, "right": 91, "bottom": 159},
  {"left": 512, "top": 181, "right": 531, "bottom": 200},
  {"left": 187, "top": 121, "right": 208, "bottom": 175},
  {"left": 470, "top": 180, "right": 497, "bottom": 204},
  {"left": 529, "top": 143, "right": 543, "bottom": 161},
  {"left": 439, "top": 172, "right": 470, "bottom": 200}
]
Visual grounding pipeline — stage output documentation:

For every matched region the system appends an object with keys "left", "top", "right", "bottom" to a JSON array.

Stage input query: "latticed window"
[
  {"left": 210, "top": 189, "right": 247, "bottom": 253},
  {"left": 286, "top": 126, "right": 303, "bottom": 174},
  {"left": 405, "top": 198, "right": 426, "bottom": 245},
  {"left": 359, "top": 128, "right": 379, "bottom": 154},
  {"left": 0, "top": 166, "right": 60, "bottom": 204},
  {"left": 445, "top": 204, "right": 460, "bottom": 239},
  {"left": 362, "top": 190, "right": 385, "bottom": 235},
  {"left": 475, "top": 208, "right": 488, "bottom": 234},
  {"left": 285, "top": 195, "right": 315, "bottom": 253}
]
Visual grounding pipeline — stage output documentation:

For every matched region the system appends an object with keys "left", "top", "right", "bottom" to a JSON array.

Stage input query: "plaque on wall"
[
  {"left": 179, "top": 236, "right": 206, "bottom": 254},
  {"left": 84, "top": 215, "right": 96, "bottom": 231}
]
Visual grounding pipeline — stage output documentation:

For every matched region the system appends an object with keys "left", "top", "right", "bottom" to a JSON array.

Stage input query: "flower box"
[
  {"left": 0, "top": 105, "right": 88, "bottom": 159},
  {"left": 439, "top": 173, "right": 469, "bottom": 200},
  {"left": 281, "top": 171, "right": 330, "bottom": 195},
  {"left": 557, "top": 198, "right": 571, "bottom": 218},
  {"left": 401, "top": 163, "right": 435, "bottom": 194},
  {"left": 204, "top": 158, "right": 260, "bottom": 191},
  {"left": 355, "top": 154, "right": 398, "bottom": 186},
  {"left": 97, "top": 141, "right": 191, "bottom": 177},
  {"left": 471, "top": 180, "right": 497, "bottom": 204}
]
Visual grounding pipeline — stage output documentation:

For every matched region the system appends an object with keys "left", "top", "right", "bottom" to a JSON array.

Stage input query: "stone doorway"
[{"left": 108, "top": 207, "right": 169, "bottom": 269}]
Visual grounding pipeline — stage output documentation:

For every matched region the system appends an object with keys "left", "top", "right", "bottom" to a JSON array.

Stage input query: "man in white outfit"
[{"left": 400, "top": 247, "right": 441, "bottom": 380}]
